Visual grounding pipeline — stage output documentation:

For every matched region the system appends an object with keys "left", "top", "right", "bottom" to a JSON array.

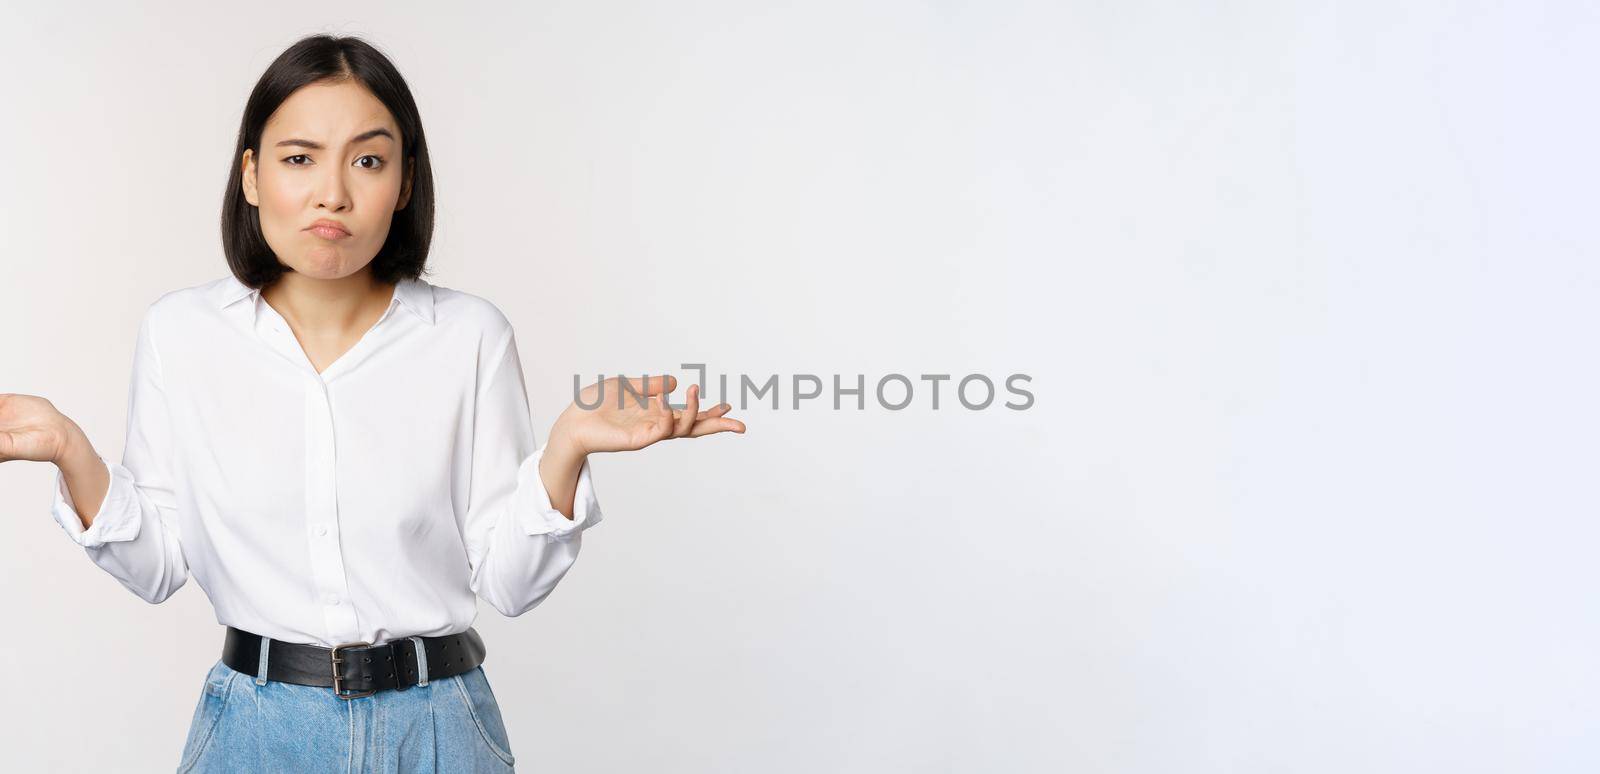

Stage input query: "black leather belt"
[{"left": 221, "top": 626, "right": 486, "bottom": 699}]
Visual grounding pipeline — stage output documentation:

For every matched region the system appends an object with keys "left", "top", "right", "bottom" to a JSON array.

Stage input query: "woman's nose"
[{"left": 315, "top": 169, "right": 351, "bottom": 211}]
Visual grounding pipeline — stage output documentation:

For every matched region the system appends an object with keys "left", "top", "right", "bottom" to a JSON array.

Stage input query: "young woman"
[{"left": 0, "top": 34, "right": 743, "bottom": 773}]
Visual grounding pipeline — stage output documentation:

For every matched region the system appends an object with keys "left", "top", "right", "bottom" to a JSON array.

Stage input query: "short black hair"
[{"left": 220, "top": 34, "right": 435, "bottom": 289}]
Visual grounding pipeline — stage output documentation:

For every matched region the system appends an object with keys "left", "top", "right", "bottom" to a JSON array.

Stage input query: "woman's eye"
[{"left": 281, "top": 154, "right": 384, "bottom": 170}]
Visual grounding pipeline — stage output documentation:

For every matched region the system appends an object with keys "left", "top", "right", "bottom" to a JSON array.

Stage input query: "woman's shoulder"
[
  {"left": 141, "top": 275, "right": 243, "bottom": 325},
  {"left": 421, "top": 279, "right": 515, "bottom": 340}
]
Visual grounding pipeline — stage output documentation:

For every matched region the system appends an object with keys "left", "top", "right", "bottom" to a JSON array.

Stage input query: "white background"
[{"left": 2, "top": 1, "right": 1596, "bottom": 771}]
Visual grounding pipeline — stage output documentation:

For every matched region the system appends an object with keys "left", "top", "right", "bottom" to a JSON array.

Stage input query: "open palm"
[
  {"left": 0, "top": 393, "right": 75, "bottom": 464},
  {"left": 562, "top": 375, "right": 744, "bottom": 454}
]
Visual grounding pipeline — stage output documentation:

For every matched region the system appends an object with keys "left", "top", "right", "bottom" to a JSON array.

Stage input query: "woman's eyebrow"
[{"left": 274, "top": 128, "right": 395, "bottom": 150}]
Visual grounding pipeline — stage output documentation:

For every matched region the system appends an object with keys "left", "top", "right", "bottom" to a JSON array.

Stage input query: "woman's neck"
[{"left": 263, "top": 269, "right": 396, "bottom": 335}]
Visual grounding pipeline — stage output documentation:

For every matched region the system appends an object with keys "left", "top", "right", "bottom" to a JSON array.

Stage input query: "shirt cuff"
[
  {"left": 51, "top": 455, "right": 143, "bottom": 548},
  {"left": 513, "top": 444, "right": 603, "bottom": 542}
]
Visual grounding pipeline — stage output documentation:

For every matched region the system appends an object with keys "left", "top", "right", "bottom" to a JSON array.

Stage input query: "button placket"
[
  {"left": 304, "top": 378, "right": 360, "bottom": 642},
  {"left": 251, "top": 294, "right": 408, "bottom": 645}
]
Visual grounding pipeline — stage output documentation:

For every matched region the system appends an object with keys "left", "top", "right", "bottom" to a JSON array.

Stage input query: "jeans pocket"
[
  {"left": 452, "top": 667, "right": 516, "bottom": 768},
  {"left": 177, "top": 660, "right": 238, "bottom": 773}
]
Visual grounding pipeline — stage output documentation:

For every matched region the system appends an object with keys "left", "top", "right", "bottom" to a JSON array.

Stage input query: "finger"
[
  {"left": 687, "top": 416, "right": 746, "bottom": 438},
  {"left": 622, "top": 374, "right": 677, "bottom": 397},
  {"left": 695, "top": 403, "right": 731, "bottom": 421},
  {"left": 673, "top": 384, "right": 698, "bottom": 437},
  {"left": 648, "top": 394, "right": 672, "bottom": 430}
]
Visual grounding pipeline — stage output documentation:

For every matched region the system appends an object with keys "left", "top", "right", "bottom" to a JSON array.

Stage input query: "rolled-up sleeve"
[
  {"left": 464, "top": 321, "right": 603, "bottom": 618},
  {"left": 50, "top": 304, "right": 189, "bottom": 604}
]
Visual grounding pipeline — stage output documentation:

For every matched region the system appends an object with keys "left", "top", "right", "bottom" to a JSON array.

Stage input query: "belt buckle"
[{"left": 331, "top": 641, "right": 376, "bottom": 700}]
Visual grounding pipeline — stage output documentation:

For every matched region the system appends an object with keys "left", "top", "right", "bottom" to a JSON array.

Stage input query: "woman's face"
[{"left": 241, "top": 79, "right": 413, "bottom": 281}]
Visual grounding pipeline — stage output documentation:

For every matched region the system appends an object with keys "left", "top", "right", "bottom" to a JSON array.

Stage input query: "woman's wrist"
[
  {"left": 544, "top": 410, "right": 587, "bottom": 467},
  {"left": 53, "top": 421, "right": 99, "bottom": 473},
  {"left": 537, "top": 411, "right": 588, "bottom": 521}
]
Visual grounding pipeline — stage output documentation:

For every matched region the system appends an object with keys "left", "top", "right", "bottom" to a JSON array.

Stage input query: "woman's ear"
[
  {"left": 396, "top": 157, "right": 414, "bottom": 211},
  {"left": 240, "top": 149, "right": 259, "bottom": 207}
]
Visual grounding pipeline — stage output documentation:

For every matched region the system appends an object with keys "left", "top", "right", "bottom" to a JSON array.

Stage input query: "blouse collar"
[{"left": 213, "top": 273, "right": 435, "bottom": 325}]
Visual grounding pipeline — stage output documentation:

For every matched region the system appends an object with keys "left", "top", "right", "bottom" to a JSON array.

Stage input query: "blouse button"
[
  {"left": 315, "top": 525, "right": 328, "bottom": 536},
  {"left": 325, "top": 594, "right": 340, "bottom": 606}
]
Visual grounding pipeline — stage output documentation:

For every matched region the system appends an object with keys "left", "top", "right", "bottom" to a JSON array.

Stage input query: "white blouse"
[{"left": 49, "top": 273, "right": 602, "bottom": 647}]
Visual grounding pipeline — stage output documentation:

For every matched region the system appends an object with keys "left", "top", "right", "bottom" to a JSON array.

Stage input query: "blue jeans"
[{"left": 176, "top": 648, "right": 518, "bottom": 773}]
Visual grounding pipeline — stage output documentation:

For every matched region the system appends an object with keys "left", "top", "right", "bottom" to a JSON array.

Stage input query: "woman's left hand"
[{"left": 553, "top": 375, "right": 745, "bottom": 456}]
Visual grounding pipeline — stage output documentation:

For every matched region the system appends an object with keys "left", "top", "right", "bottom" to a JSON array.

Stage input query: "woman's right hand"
[{"left": 0, "top": 393, "right": 82, "bottom": 464}]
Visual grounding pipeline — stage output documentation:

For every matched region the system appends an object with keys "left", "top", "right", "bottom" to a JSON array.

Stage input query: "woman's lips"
[{"left": 307, "top": 225, "right": 352, "bottom": 240}]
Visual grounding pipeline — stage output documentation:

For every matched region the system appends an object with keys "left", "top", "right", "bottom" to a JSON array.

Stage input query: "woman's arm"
[
  {"left": 1, "top": 305, "right": 191, "bottom": 604},
  {"left": 54, "top": 423, "right": 111, "bottom": 528},
  {"left": 534, "top": 420, "right": 585, "bottom": 520},
  {"left": 462, "top": 321, "right": 746, "bottom": 618},
  {"left": 0, "top": 393, "right": 108, "bottom": 522},
  {"left": 537, "top": 375, "right": 745, "bottom": 514},
  {"left": 462, "top": 324, "right": 603, "bottom": 618}
]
